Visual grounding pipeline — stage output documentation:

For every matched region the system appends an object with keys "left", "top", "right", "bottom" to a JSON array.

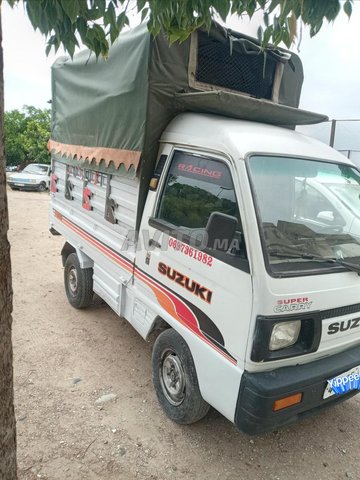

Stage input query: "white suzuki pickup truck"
[{"left": 48, "top": 23, "right": 360, "bottom": 434}]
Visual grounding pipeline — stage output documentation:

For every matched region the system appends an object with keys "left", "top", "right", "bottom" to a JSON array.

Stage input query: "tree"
[
  {"left": 3, "top": 110, "right": 27, "bottom": 165},
  {"left": 0, "top": 11, "right": 16, "bottom": 480},
  {"left": 7, "top": 0, "right": 354, "bottom": 55},
  {"left": 0, "top": 1, "right": 354, "bottom": 479},
  {"left": 5, "top": 107, "right": 51, "bottom": 167}
]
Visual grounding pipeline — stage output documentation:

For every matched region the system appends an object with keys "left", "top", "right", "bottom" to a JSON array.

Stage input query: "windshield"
[
  {"left": 248, "top": 155, "right": 360, "bottom": 276},
  {"left": 22, "top": 164, "right": 49, "bottom": 175}
]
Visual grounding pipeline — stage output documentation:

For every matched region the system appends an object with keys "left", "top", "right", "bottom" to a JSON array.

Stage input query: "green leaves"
[
  {"left": 344, "top": 0, "right": 352, "bottom": 19},
  {"left": 254, "top": 0, "right": 352, "bottom": 48},
  {"left": 25, "top": 1, "right": 43, "bottom": 30},
  {"left": 6, "top": 0, "right": 355, "bottom": 55},
  {"left": 213, "top": 0, "right": 231, "bottom": 22},
  {"left": 60, "top": 0, "right": 80, "bottom": 24},
  {"left": 4, "top": 107, "right": 51, "bottom": 166},
  {"left": 5, "top": 0, "right": 128, "bottom": 58},
  {"left": 137, "top": 0, "right": 148, "bottom": 12}
]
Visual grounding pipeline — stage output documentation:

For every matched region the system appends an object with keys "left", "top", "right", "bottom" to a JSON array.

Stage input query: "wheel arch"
[
  {"left": 146, "top": 315, "right": 170, "bottom": 340},
  {"left": 146, "top": 311, "right": 243, "bottom": 424},
  {"left": 152, "top": 327, "right": 210, "bottom": 424},
  {"left": 60, "top": 242, "right": 94, "bottom": 269},
  {"left": 61, "top": 242, "right": 76, "bottom": 267}
]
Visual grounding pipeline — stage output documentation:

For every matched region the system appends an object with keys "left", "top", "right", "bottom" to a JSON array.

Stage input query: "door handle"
[{"left": 149, "top": 238, "right": 161, "bottom": 249}]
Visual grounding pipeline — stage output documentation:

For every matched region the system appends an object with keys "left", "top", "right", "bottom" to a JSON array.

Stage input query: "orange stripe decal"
[{"left": 53, "top": 209, "right": 237, "bottom": 365}]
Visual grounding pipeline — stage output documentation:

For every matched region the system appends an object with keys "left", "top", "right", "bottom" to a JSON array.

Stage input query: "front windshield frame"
[{"left": 246, "top": 152, "right": 360, "bottom": 278}]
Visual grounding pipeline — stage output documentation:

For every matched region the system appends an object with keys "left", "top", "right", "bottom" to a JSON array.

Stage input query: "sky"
[{"left": 3, "top": 2, "right": 360, "bottom": 152}]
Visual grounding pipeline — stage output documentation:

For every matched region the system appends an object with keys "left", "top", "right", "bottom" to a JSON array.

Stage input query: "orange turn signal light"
[{"left": 273, "top": 392, "right": 303, "bottom": 412}]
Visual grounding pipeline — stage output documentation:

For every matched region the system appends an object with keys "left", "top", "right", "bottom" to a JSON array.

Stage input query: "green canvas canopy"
[{"left": 50, "top": 21, "right": 327, "bottom": 183}]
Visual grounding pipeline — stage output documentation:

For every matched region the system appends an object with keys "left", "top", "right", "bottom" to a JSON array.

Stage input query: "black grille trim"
[
  {"left": 264, "top": 303, "right": 360, "bottom": 322},
  {"left": 318, "top": 302, "right": 360, "bottom": 321}
]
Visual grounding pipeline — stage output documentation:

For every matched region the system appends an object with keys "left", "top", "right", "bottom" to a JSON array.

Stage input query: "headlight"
[
  {"left": 269, "top": 320, "right": 301, "bottom": 351},
  {"left": 31, "top": 179, "right": 37, "bottom": 183},
  {"left": 251, "top": 315, "right": 322, "bottom": 362}
]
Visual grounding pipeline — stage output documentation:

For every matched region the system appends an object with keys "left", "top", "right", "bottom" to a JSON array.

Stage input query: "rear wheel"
[
  {"left": 64, "top": 253, "right": 93, "bottom": 308},
  {"left": 152, "top": 328, "right": 210, "bottom": 424}
]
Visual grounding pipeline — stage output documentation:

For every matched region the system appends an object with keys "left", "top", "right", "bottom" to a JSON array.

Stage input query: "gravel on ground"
[{"left": 8, "top": 189, "right": 360, "bottom": 480}]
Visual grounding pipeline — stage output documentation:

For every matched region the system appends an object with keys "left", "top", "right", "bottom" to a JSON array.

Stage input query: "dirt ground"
[{"left": 7, "top": 189, "right": 360, "bottom": 480}]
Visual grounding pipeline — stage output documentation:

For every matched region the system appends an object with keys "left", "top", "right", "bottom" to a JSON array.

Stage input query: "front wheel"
[
  {"left": 152, "top": 328, "right": 210, "bottom": 424},
  {"left": 64, "top": 253, "right": 93, "bottom": 309},
  {"left": 38, "top": 182, "right": 47, "bottom": 192}
]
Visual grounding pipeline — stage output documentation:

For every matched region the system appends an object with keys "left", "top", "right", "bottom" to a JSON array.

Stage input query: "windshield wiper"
[{"left": 269, "top": 250, "right": 360, "bottom": 275}]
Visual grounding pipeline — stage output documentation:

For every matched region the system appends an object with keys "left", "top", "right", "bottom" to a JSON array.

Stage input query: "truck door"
[{"left": 135, "top": 148, "right": 252, "bottom": 366}]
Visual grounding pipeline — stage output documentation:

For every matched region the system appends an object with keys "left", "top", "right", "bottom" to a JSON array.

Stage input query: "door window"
[{"left": 153, "top": 151, "right": 248, "bottom": 269}]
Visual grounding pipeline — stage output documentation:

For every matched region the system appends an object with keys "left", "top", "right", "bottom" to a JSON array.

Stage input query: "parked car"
[{"left": 7, "top": 163, "right": 51, "bottom": 192}]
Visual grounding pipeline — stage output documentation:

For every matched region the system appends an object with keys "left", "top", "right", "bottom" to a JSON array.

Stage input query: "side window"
[
  {"left": 154, "top": 151, "right": 248, "bottom": 268},
  {"left": 158, "top": 152, "right": 240, "bottom": 227}
]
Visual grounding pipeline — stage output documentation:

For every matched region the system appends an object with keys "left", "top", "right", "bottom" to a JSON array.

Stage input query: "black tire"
[
  {"left": 152, "top": 328, "right": 210, "bottom": 424},
  {"left": 64, "top": 253, "right": 93, "bottom": 309},
  {"left": 38, "top": 182, "right": 47, "bottom": 192}
]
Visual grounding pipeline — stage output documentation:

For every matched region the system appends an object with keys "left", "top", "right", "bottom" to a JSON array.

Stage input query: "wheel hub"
[
  {"left": 68, "top": 267, "right": 78, "bottom": 295},
  {"left": 160, "top": 351, "right": 185, "bottom": 406}
]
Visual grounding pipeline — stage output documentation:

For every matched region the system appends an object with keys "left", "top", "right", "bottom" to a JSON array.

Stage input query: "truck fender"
[
  {"left": 60, "top": 242, "right": 94, "bottom": 269},
  {"left": 76, "top": 248, "right": 94, "bottom": 269},
  {"left": 145, "top": 316, "right": 169, "bottom": 340}
]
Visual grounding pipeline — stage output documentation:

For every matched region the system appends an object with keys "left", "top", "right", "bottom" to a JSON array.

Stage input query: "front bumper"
[
  {"left": 8, "top": 182, "right": 41, "bottom": 190},
  {"left": 235, "top": 344, "right": 360, "bottom": 435}
]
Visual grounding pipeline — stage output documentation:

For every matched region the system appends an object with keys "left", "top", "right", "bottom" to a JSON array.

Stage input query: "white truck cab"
[{"left": 49, "top": 23, "right": 360, "bottom": 434}]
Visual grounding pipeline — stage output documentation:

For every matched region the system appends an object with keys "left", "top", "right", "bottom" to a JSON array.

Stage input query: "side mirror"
[
  {"left": 206, "top": 212, "right": 238, "bottom": 251},
  {"left": 317, "top": 210, "right": 346, "bottom": 227},
  {"left": 317, "top": 211, "right": 334, "bottom": 224}
]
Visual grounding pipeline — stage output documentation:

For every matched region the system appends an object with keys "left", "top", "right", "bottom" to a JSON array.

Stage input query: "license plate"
[
  {"left": 15, "top": 183, "right": 25, "bottom": 187},
  {"left": 323, "top": 364, "right": 360, "bottom": 399}
]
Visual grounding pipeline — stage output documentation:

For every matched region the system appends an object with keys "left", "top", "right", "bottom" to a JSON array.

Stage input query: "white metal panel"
[
  {"left": 53, "top": 161, "right": 66, "bottom": 194},
  {"left": 245, "top": 271, "right": 360, "bottom": 373},
  {"left": 161, "top": 113, "right": 348, "bottom": 165},
  {"left": 110, "top": 175, "right": 138, "bottom": 231},
  {"left": 132, "top": 299, "right": 157, "bottom": 338},
  {"left": 50, "top": 158, "right": 140, "bottom": 317},
  {"left": 51, "top": 160, "right": 140, "bottom": 254},
  {"left": 93, "top": 263, "right": 125, "bottom": 316}
]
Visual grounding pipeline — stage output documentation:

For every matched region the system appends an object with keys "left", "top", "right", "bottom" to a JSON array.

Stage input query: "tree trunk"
[{"left": 0, "top": 5, "right": 17, "bottom": 480}]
